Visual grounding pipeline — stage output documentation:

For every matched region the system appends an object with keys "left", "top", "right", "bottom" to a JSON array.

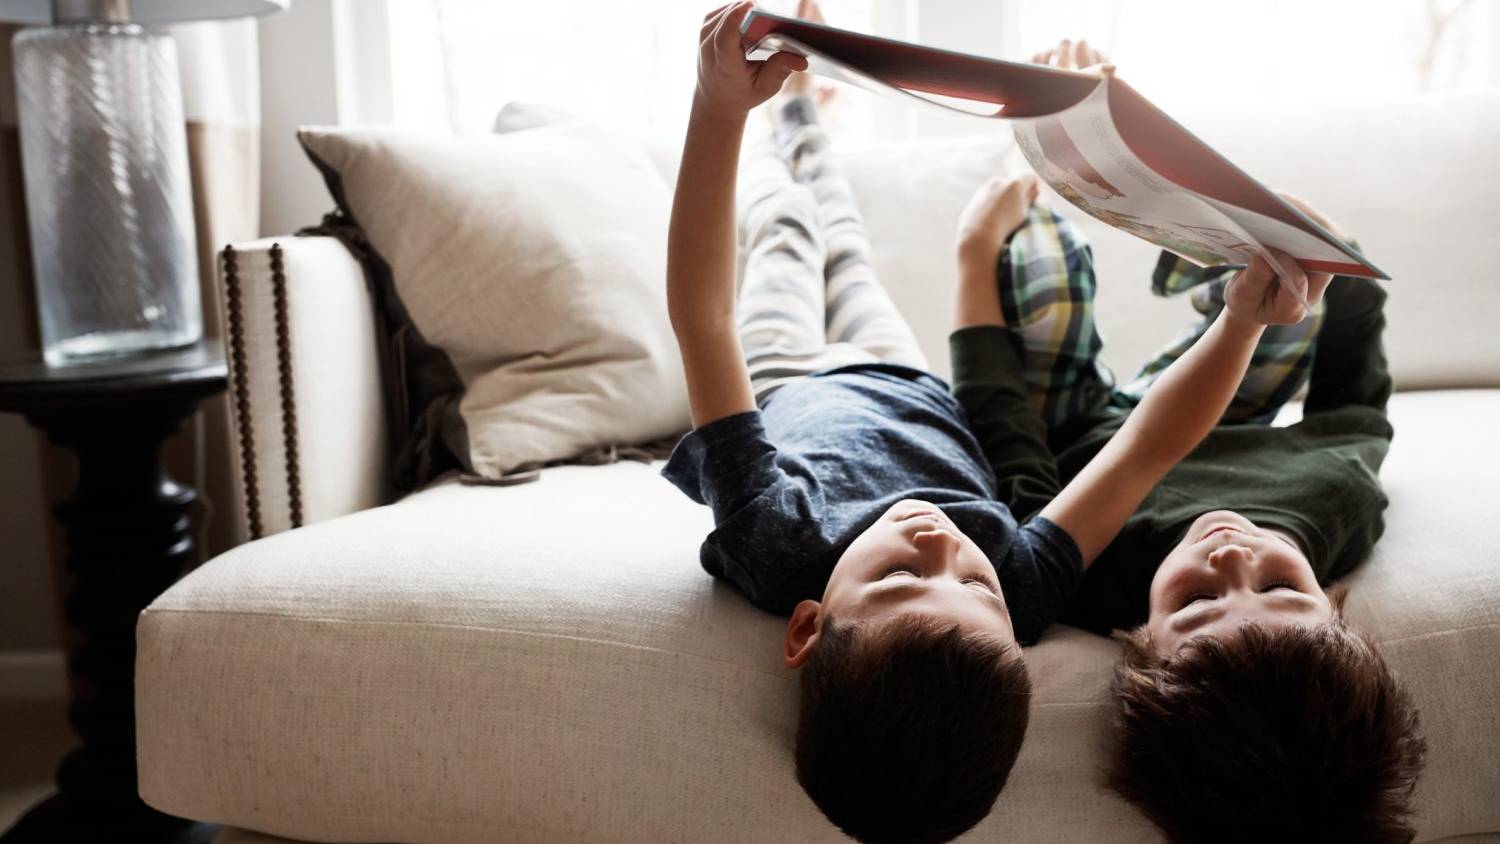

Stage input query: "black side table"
[{"left": 0, "top": 341, "right": 226, "bottom": 844}]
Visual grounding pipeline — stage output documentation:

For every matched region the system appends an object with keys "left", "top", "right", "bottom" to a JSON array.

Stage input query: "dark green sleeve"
[
  {"left": 1305, "top": 276, "right": 1392, "bottom": 416},
  {"left": 949, "top": 325, "right": 1060, "bottom": 522},
  {"left": 1324, "top": 489, "right": 1389, "bottom": 583}
]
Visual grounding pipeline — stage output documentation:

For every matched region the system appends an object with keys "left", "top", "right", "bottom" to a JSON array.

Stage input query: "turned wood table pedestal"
[{"left": 0, "top": 341, "right": 226, "bottom": 844}]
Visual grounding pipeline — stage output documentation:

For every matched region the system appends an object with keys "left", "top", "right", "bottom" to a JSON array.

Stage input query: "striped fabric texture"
[
  {"left": 736, "top": 93, "right": 1320, "bottom": 427},
  {"left": 737, "top": 96, "right": 926, "bottom": 399}
]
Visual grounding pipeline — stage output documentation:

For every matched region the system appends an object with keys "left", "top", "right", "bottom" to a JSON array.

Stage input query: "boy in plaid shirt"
[{"left": 976, "top": 36, "right": 1427, "bottom": 844}]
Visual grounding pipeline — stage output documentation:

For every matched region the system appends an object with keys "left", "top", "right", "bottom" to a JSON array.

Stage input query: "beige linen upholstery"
[
  {"left": 850, "top": 93, "right": 1500, "bottom": 389},
  {"left": 211, "top": 832, "right": 1500, "bottom": 844},
  {"left": 216, "top": 236, "right": 387, "bottom": 542},
  {"left": 150, "top": 92, "right": 1500, "bottom": 843},
  {"left": 1070, "top": 92, "right": 1500, "bottom": 393},
  {"left": 297, "top": 124, "right": 691, "bottom": 482},
  {"left": 500, "top": 94, "right": 1500, "bottom": 390},
  {"left": 139, "top": 393, "right": 1499, "bottom": 843},
  {"left": 207, "top": 835, "right": 1500, "bottom": 844},
  {"left": 223, "top": 95, "right": 1500, "bottom": 542}
]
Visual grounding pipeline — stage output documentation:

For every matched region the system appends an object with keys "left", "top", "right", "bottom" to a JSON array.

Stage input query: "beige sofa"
[{"left": 136, "top": 93, "right": 1500, "bottom": 843}]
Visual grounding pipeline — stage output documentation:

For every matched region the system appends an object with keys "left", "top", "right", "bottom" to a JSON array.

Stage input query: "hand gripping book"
[{"left": 743, "top": 11, "right": 1385, "bottom": 279}]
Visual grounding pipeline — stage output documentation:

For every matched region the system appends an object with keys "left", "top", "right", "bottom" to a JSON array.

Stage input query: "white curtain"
[
  {"left": 169, "top": 19, "right": 261, "bottom": 340},
  {"left": 168, "top": 19, "right": 263, "bottom": 558}
]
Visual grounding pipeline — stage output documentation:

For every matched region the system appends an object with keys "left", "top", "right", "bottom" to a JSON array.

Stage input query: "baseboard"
[{"left": 0, "top": 649, "right": 66, "bottom": 701}]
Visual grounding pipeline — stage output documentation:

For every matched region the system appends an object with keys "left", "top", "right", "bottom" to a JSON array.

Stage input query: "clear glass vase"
[{"left": 14, "top": 22, "right": 202, "bottom": 366}]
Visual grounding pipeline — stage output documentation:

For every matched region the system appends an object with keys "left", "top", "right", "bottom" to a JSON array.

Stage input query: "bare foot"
[
  {"left": 956, "top": 174, "right": 1040, "bottom": 271},
  {"left": 783, "top": 0, "right": 836, "bottom": 106},
  {"left": 1031, "top": 38, "right": 1109, "bottom": 71}
]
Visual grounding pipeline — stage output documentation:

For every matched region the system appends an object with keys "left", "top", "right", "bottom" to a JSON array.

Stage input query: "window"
[
  {"left": 380, "top": 0, "right": 1499, "bottom": 140},
  {"left": 390, "top": 0, "right": 876, "bottom": 136},
  {"left": 1009, "top": 0, "right": 1498, "bottom": 113}
]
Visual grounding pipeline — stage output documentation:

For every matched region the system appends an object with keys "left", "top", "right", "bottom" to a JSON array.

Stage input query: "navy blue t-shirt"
[{"left": 661, "top": 363, "right": 1082, "bottom": 645}]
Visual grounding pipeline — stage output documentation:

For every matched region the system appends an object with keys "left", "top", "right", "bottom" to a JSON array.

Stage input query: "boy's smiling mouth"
[{"left": 1201, "top": 525, "right": 1244, "bottom": 541}]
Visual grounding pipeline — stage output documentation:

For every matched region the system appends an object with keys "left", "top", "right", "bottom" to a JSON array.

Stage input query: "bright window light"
[{"left": 385, "top": 0, "right": 1499, "bottom": 140}]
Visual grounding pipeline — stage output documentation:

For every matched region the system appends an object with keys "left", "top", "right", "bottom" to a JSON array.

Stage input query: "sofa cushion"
[
  {"left": 491, "top": 94, "right": 1500, "bottom": 395},
  {"left": 137, "top": 390, "right": 1500, "bottom": 843},
  {"left": 298, "top": 123, "right": 690, "bottom": 485}
]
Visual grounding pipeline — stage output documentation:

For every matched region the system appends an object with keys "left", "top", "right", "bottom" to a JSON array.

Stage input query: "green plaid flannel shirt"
[{"left": 1001, "top": 207, "right": 1327, "bottom": 429}]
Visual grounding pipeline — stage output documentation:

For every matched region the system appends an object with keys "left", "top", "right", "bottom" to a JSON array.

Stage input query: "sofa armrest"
[{"left": 218, "top": 235, "right": 388, "bottom": 542}]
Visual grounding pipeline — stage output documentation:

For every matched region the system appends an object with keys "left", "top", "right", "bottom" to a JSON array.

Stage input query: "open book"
[{"left": 742, "top": 11, "right": 1385, "bottom": 280}]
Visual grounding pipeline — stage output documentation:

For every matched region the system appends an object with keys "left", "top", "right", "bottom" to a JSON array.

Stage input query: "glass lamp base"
[
  {"left": 15, "top": 22, "right": 204, "bottom": 368},
  {"left": 43, "top": 328, "right": 200, "bottom": 367}
]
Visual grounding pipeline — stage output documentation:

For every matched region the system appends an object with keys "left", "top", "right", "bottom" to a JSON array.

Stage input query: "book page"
[
  {"left": 1013, "top": 82, "right": 1259, "bottom": 268},
  {"left": 1013, "top": 79, "right": 1381, "bottom": 277},
  {"left": 1103, "top": 78, "right": 1381, "bottom": 277}
]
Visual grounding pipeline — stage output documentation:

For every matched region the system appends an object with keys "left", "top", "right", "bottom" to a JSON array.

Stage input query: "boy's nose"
[
  {"left": 1206, "top": 543, "right": 1253, "bottom": 570},
  {"left": 913, "top": 527, "right": 961, "bottom": 570}
]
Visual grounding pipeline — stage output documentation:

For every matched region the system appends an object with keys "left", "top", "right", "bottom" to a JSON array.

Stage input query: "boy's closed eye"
[
  {"left": 1147, "top": 510, "right": 1336, "bottom": 655},
  {"left": 878, "top": 563, "right": 1000, "bottom": 593},
  {"left": 1179, "top": 592, "right": 1214, "bottom": 609},
  {"left": 1179, "top": 580, "right": 1302, "bottom": 609}
]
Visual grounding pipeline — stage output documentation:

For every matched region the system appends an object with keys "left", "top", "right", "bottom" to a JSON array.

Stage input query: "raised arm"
[
  {"left": 1040, "top": 252, "right": 1333, "bottom": 565},
  {"left": 668, "top": 2, "right": 806, "bottom": 428},
  {"left": 948, "top": 175, "right": 1067, "bottom": 520},
  {"left": 1274, "top": 193, "right": 1392, "bottom": 416}
]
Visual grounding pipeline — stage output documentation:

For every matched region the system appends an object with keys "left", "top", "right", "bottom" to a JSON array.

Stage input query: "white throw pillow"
[
  {"left": 491, "top": 101, "right": 1025, "bottom": 381},
  {"left": 299, "top": 123, "right": 690, "bottom": 481}
]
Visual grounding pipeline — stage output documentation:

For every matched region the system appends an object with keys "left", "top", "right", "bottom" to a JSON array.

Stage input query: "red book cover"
[{"left": 742, "top": 10, "right": 1384, "bottom": 280}]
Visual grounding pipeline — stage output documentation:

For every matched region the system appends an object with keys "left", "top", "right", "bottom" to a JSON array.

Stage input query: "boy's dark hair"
[
  {"left": 1108, "top": 617, "right": 1426, "bottom": 844},
  {"left": 795, "top": 614, "right": 1031, "bottom": 844}
]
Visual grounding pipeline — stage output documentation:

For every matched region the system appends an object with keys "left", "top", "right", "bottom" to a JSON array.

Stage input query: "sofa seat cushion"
[{"left": 137, "top": 390, "right": 1500, "bottom": 843}]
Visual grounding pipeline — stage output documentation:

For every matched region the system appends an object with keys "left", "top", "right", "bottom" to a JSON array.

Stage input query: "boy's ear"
[
  {"left": 1325, "top": 582, "right": 1350, "bottom": 614},
  {"left": 784, "top": 600, "right": 822, "bottom": 668}
]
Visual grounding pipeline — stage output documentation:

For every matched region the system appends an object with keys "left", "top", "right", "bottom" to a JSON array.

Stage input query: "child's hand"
[
  {"left": 953, "top": 175, "right": 1039, "bottom": 329},
  {"left": 695, "top": 2, "right": 809, "bottom": 122},
  {"left": 956, "top": 174, "right": 1039, "bottom": 272},
  {"left": 1223, "top": 249, "right": 1333, "bottom": 326},
  {"left": 784, "top": 0, "right": 836, "bottom": 105},
  {"left": 1031, "top": 38, "right": 1109, "bottom": 71}
]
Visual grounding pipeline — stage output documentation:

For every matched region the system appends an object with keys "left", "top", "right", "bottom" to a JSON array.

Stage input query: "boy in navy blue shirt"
[{"left": 663, "top": 4, "right": 1328, "bottom": 841}]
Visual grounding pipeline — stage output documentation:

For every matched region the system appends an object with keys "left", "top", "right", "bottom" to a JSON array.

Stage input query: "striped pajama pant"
[
  {"left": 736, "top": 96, "right": 1322, "bottom": 431},
  {"left": 737, "top": 96, "right": 926, "bottom": 400}
]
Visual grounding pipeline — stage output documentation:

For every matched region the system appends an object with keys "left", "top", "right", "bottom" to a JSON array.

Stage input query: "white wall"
[
  {"left": 258, "top": 0, "right": 342, "bottom": 237},
  {"left": 258, "top": 0, "right": 395, "bottom": 237},
  {"left": 0, "top": 307, "right": 58, "bottom": 657},
  {"left": 0, "top": 24, "right": 62, "bottom": 663}
]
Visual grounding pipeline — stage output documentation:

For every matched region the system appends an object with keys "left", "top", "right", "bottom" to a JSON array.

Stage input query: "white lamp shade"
[{"left": 0, "top": 0, "right": 287, "bottom": 24}]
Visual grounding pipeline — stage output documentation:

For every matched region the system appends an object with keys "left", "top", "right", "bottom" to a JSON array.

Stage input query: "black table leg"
[{"left": 0, "top": 348, "right": 228, "bottom": 844}]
